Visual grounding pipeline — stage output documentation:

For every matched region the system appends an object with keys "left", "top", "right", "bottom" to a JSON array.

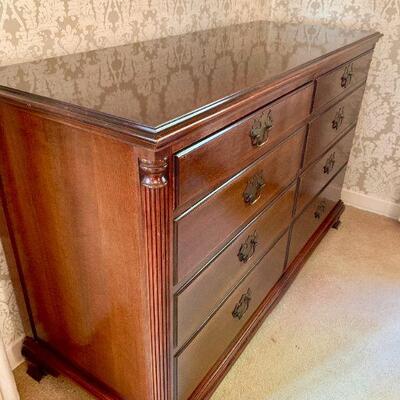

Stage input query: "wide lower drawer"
[
  {"left": 297, "top": 126, "right": 355, "bottom": 216},
  {"left": 175, "top": 233, "right": 288, "bottom": 400},
  {"left": 313, "top": 51, "right": 372, "bottom": 110},
  {"left": 175, "top": 185, "right": 294, "bottom": 349},
  {"left": 175, "top": 84, "right": 313, "bottom": 208},
  {"left": 287, "top": 168, "right": 346, "bottom": 266},
  {"left": 175, "top": 128, "right": 304, "bottom": 284},
  {"left": 305, "top": 84, "right": 365, "bottom": 167}
]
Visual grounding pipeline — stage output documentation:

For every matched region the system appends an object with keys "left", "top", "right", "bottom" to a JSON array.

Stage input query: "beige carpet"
[{"left": 13, "top": 206, "right": 400, "bottom": 400}]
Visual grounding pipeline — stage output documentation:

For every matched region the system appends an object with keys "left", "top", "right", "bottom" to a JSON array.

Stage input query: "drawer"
[
  {"left": 287, "top": 168, "right": 346, "bottom": 266},
  {"left": 175, "top": 84, "right": 313, "bottom": 208},
  {"left": 314, "top": 51, "right": 372, "bottom": 110},
  {"left": 176, "top": 233, "right": 288, "bottom": 400},
  {"left": 305, "top": 84, "right": 365, "bottom": 167},
  {"left": 297, "top": 126, "right": 355, "bottom": 216},
  {"left": 175, "top": 186, "right": 294, "bottom": 349},
  {"left": 175, "top": 128, "right": 305, "bottom": 284}
]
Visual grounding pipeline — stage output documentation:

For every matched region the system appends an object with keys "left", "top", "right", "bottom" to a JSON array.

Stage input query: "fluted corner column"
[{"left": 139, "top": 154, "right": 172, "bottom": 400}]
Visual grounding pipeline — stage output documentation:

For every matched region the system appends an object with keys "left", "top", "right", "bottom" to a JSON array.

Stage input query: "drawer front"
[
  {"left": 305, "top": 84, "right": 365, "bottom": 167},
  {"left": 297, "top": 127, "right": 355, "bottom": 216},
  {"left": 175, "top": 128, "right": 304, "bottom": 284},
  {"left": 288, "top": 168, "right": 346, "bottom": 266},
  {"left": 175, "top": 186, "right": 294, "bottom": 349},
  {"left": 176, "top": 233, "right": 288, "bottom": 400},
  {"left": 314, "top": 51, "right": 372, "bottom": 110},
  {"left": 175, "top": 84, "right": 313, "bottom": 208}
]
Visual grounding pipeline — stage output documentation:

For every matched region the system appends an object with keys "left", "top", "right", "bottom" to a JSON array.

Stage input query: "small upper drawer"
[
  {"left": 175, "top": 186, "right": 294, "bottom": 349},
  {"left": 176, "top": 233, "right": 288, "bottom": 400},
  {"left": 175, "top": 84, "right": 313, "bottom": 208},
  {"left": 305, "top": 84, "right": 365, "bottom": 167},
  {"left": 174, "top": 128, "right": 305, "bottom": 284},
  {"left": 314, "top": 51, "right": 372, "bottom": 110},
  {"left": 297, "top": 127, "right": 356, "bottom": 216}
]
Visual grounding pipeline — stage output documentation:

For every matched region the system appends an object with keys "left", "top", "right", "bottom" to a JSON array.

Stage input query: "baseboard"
[
  {"left": 341, "top": 188, "right": 400, "bottom": 220},
  {"left": 6, "top": 335, "right": 25, "bottom": 370}
]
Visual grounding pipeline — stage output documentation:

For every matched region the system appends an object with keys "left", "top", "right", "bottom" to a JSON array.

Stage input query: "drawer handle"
[
  {"left": 341, "top": 63, "right": 353, "bottom": 88},
  {"left": 323, "top": 152, "right": 336, "bottom": 174},
  {"left": 232, "top": 288, "right": 252, "bottom": 320},
  {"left": 250, "top": 110, "right": 273, "bottom": 147},
  {"left": 243, "top": 173, "right": 265, "bottom": 205},
  {"left": 237, "top": 232, "right": 258, "bottom": 263},
  {"left": 332, "top": 106, "right": 345, "bottom": 130},
  {"left": 314, "top": 200, "right": 327, "bottom": 220}
]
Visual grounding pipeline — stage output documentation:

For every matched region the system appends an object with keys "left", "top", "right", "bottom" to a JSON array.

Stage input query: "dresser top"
[{"left": 0, "top": 20, "right": 379, "bottom": 148}]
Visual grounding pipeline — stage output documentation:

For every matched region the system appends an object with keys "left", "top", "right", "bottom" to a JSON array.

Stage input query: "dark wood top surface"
[{"left": 0, "top": 20, "right": 379, "bottom": 146}]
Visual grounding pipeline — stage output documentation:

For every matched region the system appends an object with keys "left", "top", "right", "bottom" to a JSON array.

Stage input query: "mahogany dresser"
[{"left": 0, "top": 21, "right": 381, "bottom": 400}]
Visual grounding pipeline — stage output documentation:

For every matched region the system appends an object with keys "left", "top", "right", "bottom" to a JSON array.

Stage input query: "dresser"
[{"left": 0, "top": 21, "right": 381, "bottom": 400}]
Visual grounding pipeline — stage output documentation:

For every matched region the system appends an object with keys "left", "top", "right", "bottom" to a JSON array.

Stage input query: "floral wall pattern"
[
  {"left": 0, "top": 0, "right": 270, "bottom": 67},
  {"left": 271, "top": 0, "right": 400, "bottom": 205}
]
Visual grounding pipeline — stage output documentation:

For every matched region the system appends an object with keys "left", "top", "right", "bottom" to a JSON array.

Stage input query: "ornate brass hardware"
[
  {"left": 332, "top": 106, "right": 345, "bottom": 130},
  {"left": 314, "top": 200, "right": 327, "bottom": 220},
  {"left": 232, "top": 288, "right": 252, "bottom": 320},
  {"left": 250, "top": 110, "right": 273, "bottom": 147},
  {"left": 323, "top": 152, "right": 336, "bottom": 174},
  {"left": 243, "top": 173, "right": 265, "bottom": 205},
  {"left": 237, "top": 232, "right": 258, "bottom": 263},
  {"left": 341, "top": 63, "right": 353, "bottom": 88}
]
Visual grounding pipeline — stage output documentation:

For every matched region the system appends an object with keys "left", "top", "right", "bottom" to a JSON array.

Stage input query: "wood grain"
[
  {"left": 175, "top": 84, "right": 313, "bottom": 208},
  {"left": 140, "top": 154, "right": 173, "bottom": 400},
  {"left": 175, "top": 129, "right": 305, "bottom": 284},
  {"left": 305, "top": 84, "right": 365, "bottom": 167},
  {"left": 297, "top": 127, "right": 356, "bottom": 216},
  {"left": 0, "top": 102, "right": 153, "bottom": 399},
  {"left": 188, "top": 201, "right": 345, "bottom": 400},
  {"left": 176, "top": 233, "right": 288, "bottom": 400},
  {"left": 313, "top": 50, "right": 373, "bottom": 110},
  {"left": 175, "top": 186, "right": 295, "bottom": 349}
]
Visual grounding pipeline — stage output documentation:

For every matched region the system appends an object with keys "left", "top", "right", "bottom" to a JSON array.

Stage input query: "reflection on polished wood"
[
  {"left": 0, "top": 21, "right": 376, "bottom": 130},
  {"left": 0, "top": 20, "right": 380, "bottom": 400}
]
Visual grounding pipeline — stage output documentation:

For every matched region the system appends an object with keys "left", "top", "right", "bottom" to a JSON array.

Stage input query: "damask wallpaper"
[
  {"left": 0, "top": 0, "right": 398, "bottom": 357},
  {"left": 271, "top": 0, "right": 400, "bottom": 206}
]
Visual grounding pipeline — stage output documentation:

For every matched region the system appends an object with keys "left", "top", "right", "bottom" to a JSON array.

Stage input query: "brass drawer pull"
[
  {"left": 323, "top": 152, "right": 336, "bottom": 174},
  {"left": 250, "top": 110, "right": 273, "bottom": 147},
  {"left": 237, "top": 232, "right": 258, "bottom": 263},
  {"left": 341, "top": 63, "right": 353, "bottom": 88},
  {"left": 232, "top": 288, "right": 252, "bottom": 320},
  {"left": 314, "top": 200, "right": 327, "bottom": 220},
  {"left": 332, "top": 106, "right": 345, "bottom": 130},
  {"left": 243, "top": 173, "right": 265, "bottom": 205}
]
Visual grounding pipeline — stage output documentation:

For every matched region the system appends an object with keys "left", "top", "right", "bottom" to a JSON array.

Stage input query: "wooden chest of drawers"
[{"left": 0, "top": 21, "right": 381, "bottom": 400}]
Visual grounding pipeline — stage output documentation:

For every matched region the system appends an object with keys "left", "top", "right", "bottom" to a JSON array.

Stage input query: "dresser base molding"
[
  {"left": 187, "top": 200, "right": 345, "bottom": 400},
  {"left": 21, "top": 337, "right": 123, "bottom": 400}
]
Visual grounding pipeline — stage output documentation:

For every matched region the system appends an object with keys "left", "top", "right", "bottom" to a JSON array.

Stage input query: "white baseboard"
[
  {"left": 341, "top": 188, "right": 400, "bottom": 220},
  {"left": 6, "top": 335, "right": 25, "bottom": 370}
]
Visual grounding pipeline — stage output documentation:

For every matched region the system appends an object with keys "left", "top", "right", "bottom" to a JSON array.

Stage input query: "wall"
[
  {"left": 1, "top": 0, "right": 399, "bottom": 367},
  {"left": 0, "top": 0, "right": 270, "bottom": 66},
  {"left": 0, "top": 0, "right": 272, "bottom": 366},
  {"left": 271, "top": 0, "right": 400, "bottom": 217}
]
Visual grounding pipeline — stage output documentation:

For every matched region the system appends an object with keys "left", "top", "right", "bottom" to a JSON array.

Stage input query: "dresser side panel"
[{"left": 0, "top": 102, "right": 153, "bottom": 399}]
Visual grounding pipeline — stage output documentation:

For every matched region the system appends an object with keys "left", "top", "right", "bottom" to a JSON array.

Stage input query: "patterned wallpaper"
[
  {"left": 0, "top": 0, "right": 270, "bottom": 67},
  {"left": 271, "top": 0, "right": 400, "bottom": 205},
  {"left": 0, "top": 0, "right": 398, "bottom": 350}
]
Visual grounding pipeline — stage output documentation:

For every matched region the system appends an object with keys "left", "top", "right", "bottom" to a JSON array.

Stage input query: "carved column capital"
[{"left": 139, "top": 157, "right": 168, "bottom": 189}]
